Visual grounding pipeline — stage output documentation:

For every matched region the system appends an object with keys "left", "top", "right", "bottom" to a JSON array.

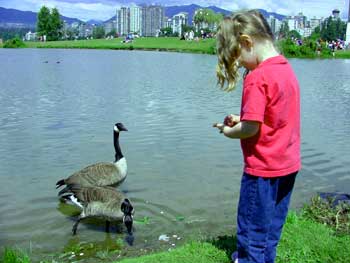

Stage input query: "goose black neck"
[{"left": 114, "top": 131, "right": 123, "bottom": 162}]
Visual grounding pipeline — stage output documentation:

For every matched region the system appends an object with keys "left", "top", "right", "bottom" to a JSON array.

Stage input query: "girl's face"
[{"left": 238, "top": 44, "right": 258, "bottom": 71}]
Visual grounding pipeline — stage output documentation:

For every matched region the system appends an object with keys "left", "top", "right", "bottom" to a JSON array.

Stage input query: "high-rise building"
[
  {"left": 295, "top": 12, "right": 307, "bottom": 29},
  {"left": 116, "top": 7, "right": 129, "bottom": 36},
  {"left": 130, "top": 5, "right": 141, "bottom": 34},
  {"left": 141, "top": 5, "right": 164, "bottom": 37},
  {"left": 172, "top": 12, "right": 188, "bottom": 36},
  {"left": 310, "top": 17, "right": 321, "bottom": 31},
  {"left": 286, "top": 16, "right": 297, "bottom": 31},
  {"left": 346, "top": 1, "right": 350, "bottom": 44}
]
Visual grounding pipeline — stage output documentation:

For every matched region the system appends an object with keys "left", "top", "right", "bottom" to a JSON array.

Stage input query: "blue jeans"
[{"left": 236, "top": 172, "right": 297, "bottom": 263}]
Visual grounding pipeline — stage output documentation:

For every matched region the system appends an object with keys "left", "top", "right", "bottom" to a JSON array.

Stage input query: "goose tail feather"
[{"left": 56, "top": 179, "right": 65, "bottom": 189}]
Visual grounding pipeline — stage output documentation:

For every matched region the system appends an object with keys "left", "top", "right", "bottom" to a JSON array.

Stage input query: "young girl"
[{"left": 213, "top": 10, "right": 301, "bottom": 263}]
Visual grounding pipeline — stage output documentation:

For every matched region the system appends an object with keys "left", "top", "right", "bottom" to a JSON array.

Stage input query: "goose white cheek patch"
[{"left": 114, "top": 126, "right": 119, "bottom": 132}]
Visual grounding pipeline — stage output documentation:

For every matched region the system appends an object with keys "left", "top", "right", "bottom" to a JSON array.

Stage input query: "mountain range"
[{"left": 0, "top": 5, "right": 285, "bottom": 28}]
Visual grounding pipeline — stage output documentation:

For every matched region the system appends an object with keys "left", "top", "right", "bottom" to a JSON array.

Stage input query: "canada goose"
[
  {"left": 56, "top": 123, "right": 128, "bottom": 189},
  {"left": 59, "top": 184, "right": 134, "bottom": 235}
]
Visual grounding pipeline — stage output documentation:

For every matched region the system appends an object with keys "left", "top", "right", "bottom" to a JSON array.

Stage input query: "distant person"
[
  {"left": 316, "top": 39, "right": 321, "bottom": 56},
  {"left": 213, "top": 10, "right": 301, "bottom": 263}
]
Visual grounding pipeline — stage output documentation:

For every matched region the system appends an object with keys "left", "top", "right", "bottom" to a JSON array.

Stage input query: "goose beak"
[{"left": 115, "top": 123, "right": 128, "bottom": 132}]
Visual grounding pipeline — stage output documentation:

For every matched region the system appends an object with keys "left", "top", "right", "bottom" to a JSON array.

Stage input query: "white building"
[
  {"left": 310, "top": 17, "right": 321, "bottom": 31},
  {"left": 130, "top": 5, "right": 141, "bottom": 34},
  {"left": 346, "top": 24, "right": 350, "bottom": 45},
  {"left": 267, "top": 15, "right": 282, "bottom": 36},
  {"left": 25, "top": 31, "right": 36, "bottom": 41},
  {"left": 287, "top": 17, "right": 297, "bottom": 31},
  {"left": 165, "top": 18, "right": 172, "bottom": 28},
  {"left": 172, "top": 12, "right": 188, "bottom": 36},
  {"left": 104, "top": 21, "right": 117, "bottom": 34},
  {"left": 116, "top": 7, "right": 129, "bottom": 36}
]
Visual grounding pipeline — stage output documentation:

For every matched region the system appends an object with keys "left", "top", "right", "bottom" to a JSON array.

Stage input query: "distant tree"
[
  {"left": 49, "top": 8, "right": 63, "bottom": 40},
  {"left": 289, "top": 30, "right": 301, "bottom": 39},
  {"left": 37, "top": 6, "right": 63, "bottom": 41},
  {"left": 193, "top": 8, "right": 223, "bottom": 31},
  {"left": 37, "top": 6, "right": 50, "bottom": 37},
  {"left": 278, "top": 21, "right": 289, "bottom": 39},
  {"left": 160, "top": 27, "right": 173, "bottom": 37},
  {"left": 0, "top": 27, "right": 33, "bottom": 41},
  {"left": 106, "top": 29, "right": 117, "bottom": 37},
  {"left": 181, "top": 24, "right": 195, "bottom": 33},
  {"left": 320, "top": 16, "right": 346, "bottom": 40},
  {"left": 65, "top": 28, "right": 78, "bottom": 40},
  {"left": 92, "top": 26, "right": 105, "bottom": 39}
]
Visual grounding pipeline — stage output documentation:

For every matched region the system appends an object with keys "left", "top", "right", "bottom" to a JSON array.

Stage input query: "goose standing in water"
[
  {"left": 56, "top": 123, "right": 128, "bottom": 190},
  {"left": 59, "top": 184, "right": 134, "bottom": 236}
]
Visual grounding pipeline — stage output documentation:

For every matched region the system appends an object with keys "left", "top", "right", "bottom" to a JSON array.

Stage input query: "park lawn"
[
  {"left": 117, "top": 212, "right": 350, "bottom": 263},
  {"left": 24, "top": 37, "right": 217, "bottom": 54}
]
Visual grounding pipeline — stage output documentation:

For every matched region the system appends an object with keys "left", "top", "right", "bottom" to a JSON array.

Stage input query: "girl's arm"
[{"left": 214, "top": 120, "right": 260, "bottom": 139}]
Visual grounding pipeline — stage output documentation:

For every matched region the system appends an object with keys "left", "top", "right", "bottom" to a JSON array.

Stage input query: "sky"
[{"left": 0, "top": 0, "right": 349, "bottom": 22}]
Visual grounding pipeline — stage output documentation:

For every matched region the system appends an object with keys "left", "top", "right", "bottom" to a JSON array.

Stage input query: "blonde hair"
[{"left": 216, "top": 10, "right": 274, "bottom": 92}]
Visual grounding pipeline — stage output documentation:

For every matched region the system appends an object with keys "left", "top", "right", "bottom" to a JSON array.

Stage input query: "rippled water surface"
[{"left": 0, "top": 49, "right": 349, "bottom": 261}]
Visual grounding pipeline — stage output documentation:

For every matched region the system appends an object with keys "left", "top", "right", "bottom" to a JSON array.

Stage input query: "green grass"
[
  {"left": 24, "top": 37, "right": 217, "bottom": 54},
  {"left": 116, "top": 212, "right": 350, "bottom": 263},
  {"left": 1, "top": 209, "right": 350, "bottom": 263},
  {"left": 276, "top": 212, "right": 350, "bottom": 263},
  {"left": 1, "top": 247, "right": 30, "bottom": 263},
  {"left": 118, "top": 242, "right": 229, "bottom": 263}
]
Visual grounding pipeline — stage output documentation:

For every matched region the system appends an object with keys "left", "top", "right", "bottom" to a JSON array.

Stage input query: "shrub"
[{"left": 3, "top": 37, "right": 25, "bottom": 48}]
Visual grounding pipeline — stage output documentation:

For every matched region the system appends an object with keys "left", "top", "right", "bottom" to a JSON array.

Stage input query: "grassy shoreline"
[
  {"left": 2, "top": 37, "right": 350, "bottom": 58},
  {"left": 2, "top": 195, "right": 350, "bottom": 263}
]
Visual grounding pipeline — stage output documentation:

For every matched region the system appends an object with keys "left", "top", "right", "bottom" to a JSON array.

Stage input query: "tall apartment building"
[
  {"left": 172, "top": 12, "right": 188, "bottom": 36},
  {"left": 141, "top": 5, "right": 164, "bottom": 37},
  {"left": 286, "top": 16, "right": 297, "bottom": 31},
  {"left": 116, "top": 7, "right": 129, "bottom": 36},
  {"left": 310, "top": 17, "right": 321, "bottom": 31},
  {"left": 346, "top": 1, "right": 350, "bottom": 44},
  {"left": 295, "top": 12, "right": 307, "bottom": 29},
  {"left": 130, "top": 5, "right": 141, "bottom": 34}
]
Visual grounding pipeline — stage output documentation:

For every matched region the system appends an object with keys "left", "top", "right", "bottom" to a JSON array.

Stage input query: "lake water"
[{"left": 0, "top": 49, "right": 350, "bottom": 261}]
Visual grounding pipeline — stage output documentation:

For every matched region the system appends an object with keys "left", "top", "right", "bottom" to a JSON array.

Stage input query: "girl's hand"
[
  {"left": 224, "top": 114, "right": 240, "bottom": 127},
  {"left": 213, "top": 123, "right": 225, "bottom": 133}
]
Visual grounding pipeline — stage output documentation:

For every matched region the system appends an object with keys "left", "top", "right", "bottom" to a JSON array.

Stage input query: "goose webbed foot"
[{"left": 125, "top": 233, "right": 134, "bottom": 246}]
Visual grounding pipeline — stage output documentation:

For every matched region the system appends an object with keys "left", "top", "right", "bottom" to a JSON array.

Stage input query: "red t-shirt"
[{"left": 240, "top": 55, "right": 301, "bottom": 177}]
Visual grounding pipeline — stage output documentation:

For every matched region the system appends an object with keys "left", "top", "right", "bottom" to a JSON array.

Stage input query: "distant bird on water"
[
  {"left": 56, "top": 123, "right": 128, "bottom": 190},
  {"left": 59, "top": 184, "right": 134, "bottom": 236}
]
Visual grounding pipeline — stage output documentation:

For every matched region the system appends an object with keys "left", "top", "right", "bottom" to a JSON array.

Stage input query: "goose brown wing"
[
  {"left": 66, "top": 162, "right": 119, "bottom": 187},
  {"left": 71, "top": 186, "right": 125, "bottom": 204}
]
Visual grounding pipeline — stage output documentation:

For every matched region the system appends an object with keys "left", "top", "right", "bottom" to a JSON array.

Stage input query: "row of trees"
[
  {"left": 317, "top": 16, "right": 347, "bottom": 41},
  {"left": 193, "top": 8, "right": 223, "bottom": 27},
  {"left": 0, "top": 27, "right": 33, "bottom": 41},
  {"left": 37, "top": 6, "right": 63, "bottom": 41}
]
